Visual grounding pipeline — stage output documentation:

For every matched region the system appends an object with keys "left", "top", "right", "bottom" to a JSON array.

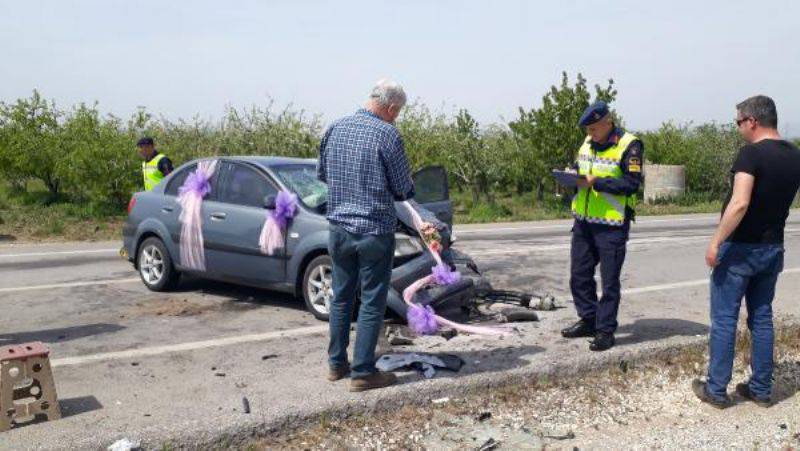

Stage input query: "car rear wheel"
[
  {"left": 302, "top": 255, "right": 333, "bottom": 321},
  {"left": 138, "top": 237, "right": 180, "bottom": 291}
]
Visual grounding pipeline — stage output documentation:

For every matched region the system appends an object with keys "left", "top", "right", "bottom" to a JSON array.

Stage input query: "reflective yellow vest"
[
  {"left": 142, "top": 153, "right": 166, "bottom": 191},
  {"left": 570, "top": 132, "right": 638, "bottom": 226}
]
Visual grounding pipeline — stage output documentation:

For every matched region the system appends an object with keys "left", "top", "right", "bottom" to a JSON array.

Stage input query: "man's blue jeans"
[
  {"left": 327, "top": 225, "right": 394, "bottom": 378},
  {"left": 707, "top": 242, "right": 784, "bottom": 400}
]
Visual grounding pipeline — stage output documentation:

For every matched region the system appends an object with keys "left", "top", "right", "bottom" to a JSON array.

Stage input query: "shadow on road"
[
  {"left": 615, "top": 318, "right": 709, "bottom": 346},
  {"left": 769, "top": 360, "right": 800, "bottom": 404},
  {"left": 394, "top": 345, "right": 546, "bottom": 387},
  {"left": 60, "top": 395, "right": 104, "bottom": 418},
  {"left": 171, "top": 276, "right": 306, "bottom": 312},
  {"left": 0, "top": 323, "right": 125, "bottom": 345},
  {"left": 6, "top": 396, "right": 104, "bottom": 431}
]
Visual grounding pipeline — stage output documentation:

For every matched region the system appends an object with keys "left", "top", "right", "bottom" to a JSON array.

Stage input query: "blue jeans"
[
  {"left": 707, "top": 242, "right": 784, "bottom": 400},
  {"left": 327, "top": 225, "right": 394, "bottom": 378}
]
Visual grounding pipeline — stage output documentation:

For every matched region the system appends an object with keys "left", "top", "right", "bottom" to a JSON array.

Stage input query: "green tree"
[
  {"left": 446, "top": 109, "right": 512, "bottom": 204},
  {"left": 60, "top": 104, "right": 140, "bottom": 206},
  {"left": 509, "top": 72, "right": 617, "bottom": 201},
  {"left": 0, "top": 91, "right": 64, "bottom": 200},
  {"left": 642, "top": 122, "right": 742, "bottom": 199},
  {"left": 396, "top": 102, "right": 454, "bottom": 170}
]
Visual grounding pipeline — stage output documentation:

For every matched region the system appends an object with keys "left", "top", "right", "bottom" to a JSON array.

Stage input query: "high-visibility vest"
[
  {"left": 570, "top": 132, "right": 638, "bottom": 226},
  {"left": 142, "top": 153, "right": 166, "bottom": 191}
]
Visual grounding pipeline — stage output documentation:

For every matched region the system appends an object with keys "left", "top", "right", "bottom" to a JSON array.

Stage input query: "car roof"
[
  {"left": 184, "top": 156, "right": 316, "bottom": 170},
  {"left": 227, "top": 156, "right": 317, "bottom": 168}
]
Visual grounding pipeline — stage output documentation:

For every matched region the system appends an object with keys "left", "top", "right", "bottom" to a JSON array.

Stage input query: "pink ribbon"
[
  {"left": 177, "top": 159, "right": 217, "bottom": 271},
  {"left": 401, "top": 201, "right": 510, "bottom": 337}
]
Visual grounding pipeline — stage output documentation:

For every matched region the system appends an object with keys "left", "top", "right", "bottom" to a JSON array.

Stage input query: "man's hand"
[
  {"left": 576, "top": 175, "right": 597, "bottom": 189},
  {"left": 705, "top": 240, "right": 720, "bottom": 268}
]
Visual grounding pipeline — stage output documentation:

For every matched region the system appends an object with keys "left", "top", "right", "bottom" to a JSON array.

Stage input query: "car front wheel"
[
  {"left": 302, "top": 255, "right": 333, "bottom": 321},
  {"left": 137, "top": 237, "right": 180, "bottom": 291}
]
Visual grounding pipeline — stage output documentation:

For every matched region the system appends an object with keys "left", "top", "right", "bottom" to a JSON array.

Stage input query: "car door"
[
  {"left": 202, "top": 161, "right": 287, "bottom": 285},
  {"left": 162, "top": 161, "right": 227, "bottom": 272},
  {"left": 411, "top": 165, "right": 453, "bottom": 226}
]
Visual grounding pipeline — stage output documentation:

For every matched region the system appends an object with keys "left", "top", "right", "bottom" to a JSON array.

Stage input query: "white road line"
[
  {"left": 469, "top": 235, "right": 711, "bottom": 257},
  {"left": 622, "top": 267, "right": 800, "bottom": 295},
  {"left": 51, "top": 325, "right": 330, "bottom": 367},
  {"left": 455, "top": 216, "right": 800, "bottom": 235},
  {"left": 454, "top": 216, "right": 717, "bottom": 234},
  {"left": 468, "top": 228, "right": 800, "bottom": 257},
  {"left": 0, "top": 278, "right": 140, "bottom": 293},
  {"left": 0, "top": 248, "right": 119, "bottom": 259}
]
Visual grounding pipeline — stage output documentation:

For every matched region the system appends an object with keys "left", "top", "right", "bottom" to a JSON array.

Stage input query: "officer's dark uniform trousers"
[{"left": 570, "top": 219, "right": 630, "bottom": 334}]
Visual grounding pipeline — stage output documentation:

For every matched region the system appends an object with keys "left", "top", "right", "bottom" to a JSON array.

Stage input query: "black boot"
[
  {"left": 589, "top": 331, "right": 615, "bottom": 351},
  {"left": 561, "top": 319, "right": 596, "bottom": 338}
]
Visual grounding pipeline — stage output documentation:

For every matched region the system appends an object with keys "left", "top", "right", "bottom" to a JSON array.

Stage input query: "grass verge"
[{"left": 0, "top": 186, "right": 125, "bottom": 242}]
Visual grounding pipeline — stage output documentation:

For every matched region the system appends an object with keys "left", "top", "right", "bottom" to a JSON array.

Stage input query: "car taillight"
[{"left": 127, "top": 196, "right": 137, "bottom": 215}]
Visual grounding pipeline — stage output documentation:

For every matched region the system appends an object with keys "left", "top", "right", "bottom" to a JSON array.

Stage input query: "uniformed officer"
[
  {"left": 560, "top": 101, "right": 644, "bottom": 351},
  {"left": 137, "top": 137, "right": 174, "bottom": 191}
]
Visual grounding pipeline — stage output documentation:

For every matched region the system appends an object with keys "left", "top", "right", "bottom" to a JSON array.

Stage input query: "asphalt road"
[{"left": 2, "top": 212, "right": 800, "bottom": 449}]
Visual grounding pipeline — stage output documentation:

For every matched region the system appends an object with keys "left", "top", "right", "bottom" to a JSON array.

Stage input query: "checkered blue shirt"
[{"left": 317, "top": 109, "right": 415, "bottom": 235}]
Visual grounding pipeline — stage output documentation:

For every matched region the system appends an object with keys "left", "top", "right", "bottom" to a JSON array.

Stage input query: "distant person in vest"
[
  {"left": 560, "top": 101, "right": 644, "bottom": 351},
  {"left": 137, "top": 137, "right": 173, "bottom": 191}
]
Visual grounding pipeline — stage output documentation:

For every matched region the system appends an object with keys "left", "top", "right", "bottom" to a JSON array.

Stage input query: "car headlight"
[{"left": 395, "top": 234, "right": 424, "bottom": 257}]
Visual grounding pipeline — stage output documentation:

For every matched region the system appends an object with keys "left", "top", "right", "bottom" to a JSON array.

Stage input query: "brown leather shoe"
[
  {"left": 327, "top": 365, "right": 350, "bottom": 382},
  {"left": 735, "top": 382, "right": 773, "bottom": 408},
  {"left": 349, "top": 371, "right": 397, "bottom": 392}
]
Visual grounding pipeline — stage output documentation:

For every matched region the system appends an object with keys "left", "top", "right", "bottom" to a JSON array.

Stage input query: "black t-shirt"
[{"left": 723, "top": 139, "right": 800, "bottom": 243}]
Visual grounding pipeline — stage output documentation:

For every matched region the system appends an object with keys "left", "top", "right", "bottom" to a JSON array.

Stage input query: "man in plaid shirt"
[{"left": 318, "top": 79, "right": 414, "bottom": 391}]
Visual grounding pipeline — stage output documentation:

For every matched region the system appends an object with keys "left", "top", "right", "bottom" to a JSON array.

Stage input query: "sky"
[{"left": 1, "top": 0, "right": 799, "bottom": 134}]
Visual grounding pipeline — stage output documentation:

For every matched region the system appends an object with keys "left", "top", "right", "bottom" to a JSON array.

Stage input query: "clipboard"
[{"left": 551, "top": 170, "right": 585, "bottom": 188}]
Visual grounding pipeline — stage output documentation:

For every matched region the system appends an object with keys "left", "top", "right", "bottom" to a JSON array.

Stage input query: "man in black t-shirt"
[{"left": 693, "top": 95, "right": 800, "bottom": 408}]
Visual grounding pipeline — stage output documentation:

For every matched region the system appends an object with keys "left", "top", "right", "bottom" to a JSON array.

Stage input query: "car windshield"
[{"left": 272, "top": 164, "right": 328, "bottom": 209}]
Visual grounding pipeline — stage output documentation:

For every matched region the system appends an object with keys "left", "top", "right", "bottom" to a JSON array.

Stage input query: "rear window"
[{"left": 164, "top": 164, "right": 197, "bottom": 196}]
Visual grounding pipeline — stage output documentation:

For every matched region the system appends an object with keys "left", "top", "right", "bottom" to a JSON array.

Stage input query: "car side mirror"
[{"left": 264, "top": 195, "right": 277, "bottom": 209}]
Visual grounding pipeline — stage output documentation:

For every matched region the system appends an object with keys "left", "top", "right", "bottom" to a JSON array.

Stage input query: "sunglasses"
[{"left": 735, "top": 117, "right": 753, "bottom": 126}]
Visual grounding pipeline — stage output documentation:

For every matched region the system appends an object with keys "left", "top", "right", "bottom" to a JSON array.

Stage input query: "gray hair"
[
  {"left": 369, "top": 79, "right": 407, "bottom": 108},
  {"left": 737, "top": 95, "right": 778, "bottom": 128}
]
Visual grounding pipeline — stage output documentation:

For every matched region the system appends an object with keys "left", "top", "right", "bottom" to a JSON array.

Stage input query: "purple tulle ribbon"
[
  {"left": 432, "top": 262, "right": 461, "bottom": 286},
  {"left": 177, "top": 160, "right": 218, "bottom": 271},
  {"left": 178, "top": 170, "right": 212, "bottom": 199},
  {"left": 259, "top": 190, "right": 298, "bottom": 255},
  {"left": 270, "top": 191, "right": 298, "bottom": 228},
  {"left": 407, "top": 303, "right": 439, "bottom": 335}
]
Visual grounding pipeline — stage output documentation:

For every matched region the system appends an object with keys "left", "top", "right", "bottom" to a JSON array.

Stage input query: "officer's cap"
[
  {"left": 136, "top": 137, "right": 154, "bottom": 147},
  {"left": 578, "top": 101, "right": 610, "bottom": 127}
]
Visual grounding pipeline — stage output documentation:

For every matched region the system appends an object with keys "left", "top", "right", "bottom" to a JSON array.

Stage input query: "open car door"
[{"left": 410, "top": 165, "right": 452, "bottom": 227}]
